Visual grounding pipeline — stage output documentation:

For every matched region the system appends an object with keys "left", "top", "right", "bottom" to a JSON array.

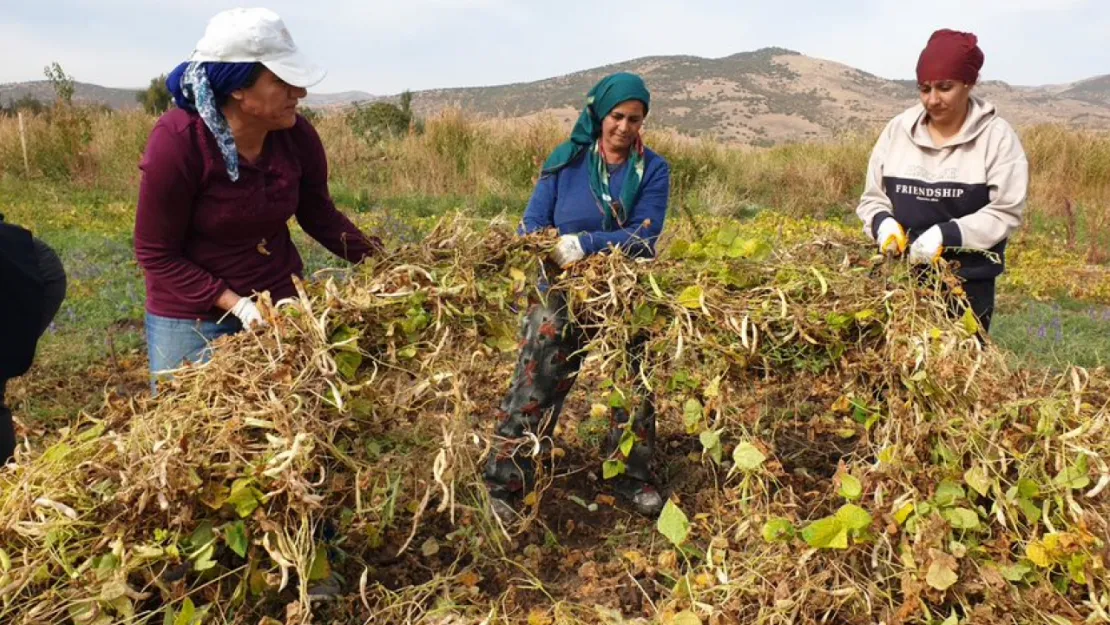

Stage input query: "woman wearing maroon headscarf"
[{"left": 856, "top": 29, "right": 1029, "bottom": 333}]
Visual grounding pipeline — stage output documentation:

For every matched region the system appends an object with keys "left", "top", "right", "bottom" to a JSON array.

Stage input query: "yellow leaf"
[
  {"left": 677, "top": 286, "right": 705, "bottom": 310},
  {"left": 925, "top": 552, "right": 959, "bottom": 591},
  {"left": 667, "top": 610, "right": 703, "bottom": 625},
  {"left": 894, "top": 502, "right": 915, "bottom": 525},
  {"left": 527, "top": 609, "right": 552, "bottom": 625},
  {"left": 523, "top": 492, "right": 539, "bottom": 507},
  {"left": 1026, "top": 541, "right": 1051, "bottom": 567}
]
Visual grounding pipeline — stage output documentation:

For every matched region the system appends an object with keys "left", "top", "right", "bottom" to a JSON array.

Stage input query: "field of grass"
[{"left": 0, "top": 108, "right": 1108, "bottom": 623}]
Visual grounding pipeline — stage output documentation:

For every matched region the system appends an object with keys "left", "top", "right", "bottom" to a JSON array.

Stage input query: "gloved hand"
[
  {"left": 551, "top": 234, "right": 585, "bottom": 268},
  {"left": 230, "top": 297, "right": 267, "bottom": 329},
  {"left": 876, "top": 218, "right": 908, "bottom": 255},
  {"left": 909, "top": 225, "right": 944, "bottom": 264}
]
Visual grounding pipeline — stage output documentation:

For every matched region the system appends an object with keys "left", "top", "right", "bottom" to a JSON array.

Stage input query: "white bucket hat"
[{"left": 190, "top": 7, "right": 326, "bottom": 89}]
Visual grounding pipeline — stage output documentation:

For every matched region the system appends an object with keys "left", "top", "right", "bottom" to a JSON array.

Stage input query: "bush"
[
  {"left": 347, "top": 101, "right": 412, "bottom": 143},
  {"left": 137, "top": 74, "right": 172, "bottom": 115}
]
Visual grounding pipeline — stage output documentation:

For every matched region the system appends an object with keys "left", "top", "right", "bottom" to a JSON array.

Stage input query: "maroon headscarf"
[{"left": 916, "top": 29, "right": 984, "bottom": 85}]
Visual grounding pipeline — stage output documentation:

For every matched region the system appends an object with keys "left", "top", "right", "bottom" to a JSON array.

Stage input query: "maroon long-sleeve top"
[{"left": 135, "top": 109, "right": 377, "bottom": 319}]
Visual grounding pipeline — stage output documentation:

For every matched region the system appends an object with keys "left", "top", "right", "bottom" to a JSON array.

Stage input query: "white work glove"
[
  {"left": 876, "top": 218, "right": 908, "bottom": 255},
  {"left": 551, "top": 234, "right": 586, "bottom": 268},
  {"left": 909, "top": 225, "right": 944, "bottom": 264},
  {"left": 230, "top": 297, "right": 267, "bottom": 329}
]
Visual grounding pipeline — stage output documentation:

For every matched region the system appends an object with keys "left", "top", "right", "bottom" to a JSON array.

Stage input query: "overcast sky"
[{"left": 1, "top": 0, "right": 1106, "bottom": 94}]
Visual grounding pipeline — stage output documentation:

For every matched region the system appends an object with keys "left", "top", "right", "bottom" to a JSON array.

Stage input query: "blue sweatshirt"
[{"left": 520, "top": 147, "right": 671, "bottom": 258}]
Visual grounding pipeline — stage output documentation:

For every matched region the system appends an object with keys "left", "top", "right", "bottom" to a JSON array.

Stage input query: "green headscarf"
[{"left": 541, "top": 72, "right": 651, "bottom": 230}]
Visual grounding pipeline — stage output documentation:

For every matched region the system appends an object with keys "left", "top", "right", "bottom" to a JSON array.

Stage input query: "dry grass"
[
  {"left": 1, "top": 216, "right": 1108, "bottom": 624},
  {"left": 1, "top": 109, "right": 1108, "bottom": 253}
]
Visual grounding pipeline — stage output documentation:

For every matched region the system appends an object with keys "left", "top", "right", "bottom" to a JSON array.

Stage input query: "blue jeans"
[{"left": 145, "top": 312, "right": 242, "bottom": 391}]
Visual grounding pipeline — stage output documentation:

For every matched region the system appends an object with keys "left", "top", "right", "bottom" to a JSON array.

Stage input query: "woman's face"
[
  {"left": 919, "top": 80, "right": 972, "bottom": 127},
  {"left": 231, "top": 67, "right": 308, "bottom": 130},
  {"left": 601, "top": 100, "right": 646, "bottom": 154}
]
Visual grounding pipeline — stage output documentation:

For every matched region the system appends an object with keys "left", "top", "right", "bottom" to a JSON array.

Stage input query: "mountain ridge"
[{"left": 3, "top": 47, "right": 1107, "bottom": 145}]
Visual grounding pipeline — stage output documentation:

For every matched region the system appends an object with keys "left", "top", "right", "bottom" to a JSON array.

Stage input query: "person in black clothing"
[{"left": 0, "top": 215, "right": 67, "bottom": 465}]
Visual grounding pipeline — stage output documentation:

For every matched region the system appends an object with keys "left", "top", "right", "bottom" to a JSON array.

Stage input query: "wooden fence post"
[{"left": 17, "top": 111, "right": 30, "bottom": 177}]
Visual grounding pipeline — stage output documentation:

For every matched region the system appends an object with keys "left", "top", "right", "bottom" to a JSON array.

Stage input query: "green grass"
[{"left": 993, "top": 297, "right": 1110, "bottom": 369}]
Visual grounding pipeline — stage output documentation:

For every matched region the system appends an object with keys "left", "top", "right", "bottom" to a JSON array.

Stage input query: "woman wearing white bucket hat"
[{"left": 135, "top": 8, "right": 382, "bottom": 387}]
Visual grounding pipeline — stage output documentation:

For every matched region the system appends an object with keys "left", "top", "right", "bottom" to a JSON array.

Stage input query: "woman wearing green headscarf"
[{"left": 484, "top": 72, "right": 671, "bottom": 519}]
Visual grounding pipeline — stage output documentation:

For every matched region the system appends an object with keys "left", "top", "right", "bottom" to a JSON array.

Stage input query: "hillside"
[
  {"left": 0, "top": 81, "right": 369, "bottom": 112},
  {"left": 0, "top": 81, "right": 142, "bottom": 110},
  {"left": 401, "top": 48, "right": 1110, "bottom": 144},
  {"left": 3, "top": 47, "right": 1108, "bottom": 144}
]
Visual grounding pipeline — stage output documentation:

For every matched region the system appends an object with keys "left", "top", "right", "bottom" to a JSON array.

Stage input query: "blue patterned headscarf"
[{"left": 166, "top": 61, "right": 258, "bottom": 182}]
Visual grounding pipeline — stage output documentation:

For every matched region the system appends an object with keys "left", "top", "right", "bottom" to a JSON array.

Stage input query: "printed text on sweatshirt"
[{"left": 856, "top": 96, "right": 1029, "bottom": 280}]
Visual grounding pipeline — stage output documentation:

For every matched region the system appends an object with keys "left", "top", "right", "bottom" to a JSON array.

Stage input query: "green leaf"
[
  {"left": 1068, "top": 554, "right": 1089, "bottom": 584},
  {"left": 335, "top": 351, "right": 362, "bottom": 381},
  {"left": 934, "top": 480, "right": 965, "bottom": 507},
  {"left": 801, "top": 517, "right": 848, "bottom": 549},
  {"left": 964, "top": 465, "right": 992, "bottom": 497},
  {"left": 839, "top": 474, "right": 863, "bottom": 501},
  {"left": 618, "top": 429, "right": 636, "bottom": 458},
  {"left": 677, "top": 286, "right": 704, "bottom": 310},
  {"left": 609, "top": 391, "right": 628, "bottom": 410},
  {"left": 227, "top": 478, "right": 264, "bottom": 518},
  {"left": 1000, "top": 562, "right": 1032, "bottom": 582},
  {"left": 192, "top": 543, "right": 217, "bottom": 572},
  {"left": 715, "top": 225, "right": 739, "bottom": 246},
  {"left": 835, "top": 504, "right": 873, "bottom": 532},
  {"left": 224, "top": 521, "right": 249, "bottom": 558},
  {"left": 42, "top": 442, "right": 72, "bottom": 464},
  {"left": 94, "top": 553, "right": 120, "bottom": 579},
  {"left": 329, "top": 325, "right": 359, "bottom": 350},
  {"left": 1018, "top": 498, "right": 1042, "bottom": 524},
  {"left": 308, "top": 546, "right": 331, "bottom": 581},
  {"left": 683, "top": 399, "right": 703, "bottom": 435},
  {"left": 729, "top": 237, "right": 772, "bottom": 261},
  {"left": 732, "top": 442, "right": 766, "bottom": 472},
  {"left": 173, "top": 598, "right": 195, "bottom": 625},
  {"left": 699, "top": 430, "right": 720, "bottom": 454},
  {"left": 1054, "top": 455, "right": 1091, "bottom": 490},
  {"left": 188, "top": 522, "right": 216, "bottom": 553},
  {"left": 602, "top": 459, "right": 626, "bottom": 480},
  {"left": 1017, "top": 478, "right": 1041, "bottom": 499},
  {"left": 761, "top": 518, "right": 795, "bottom": 543},
  {"left": 632, "top": 303, "right": 657, "bottom": 327},
  {"left": 656, "top": 500, "right": 690, "bottom": 547},
  {"left": 943, "top": 507, "right": 980, "bottom": 530},
  {"left": 961, "top": 307, "right": 979, "bottom": 335}
]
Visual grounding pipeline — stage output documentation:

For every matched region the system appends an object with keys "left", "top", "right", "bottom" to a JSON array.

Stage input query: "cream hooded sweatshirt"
[{"left": 856, "top": 96, "right": 1029, "bottom": 280}]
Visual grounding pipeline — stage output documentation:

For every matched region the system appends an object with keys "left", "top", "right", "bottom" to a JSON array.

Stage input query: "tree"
[
  {"left": 400, "top": 90, "right": 413, "bottom": 116},
  {"left": 137, "top": 74, "right": 172, "bottom": 115},
  {"left": 346, "top": 100, "right": 412, "bottom": 144},
  {"left": 1, "top": 95, "right": 47, "bottom": 117},
  {"left": 43, "top": 62, "right": 75, "bottom": 106}
]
